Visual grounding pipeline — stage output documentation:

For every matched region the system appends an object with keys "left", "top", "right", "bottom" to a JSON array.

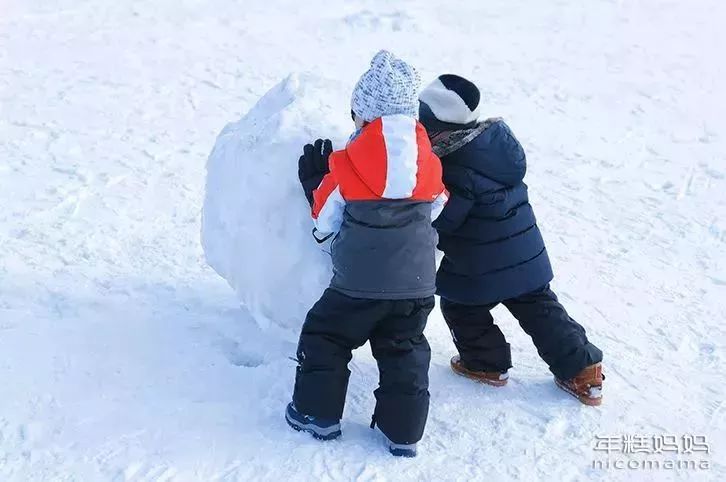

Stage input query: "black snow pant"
[
  {"left": 440, "top": 284, "right": 603, "bottom": 381},
  {"left": 293, "top": 288, "right": 434, "bottom": 445}
]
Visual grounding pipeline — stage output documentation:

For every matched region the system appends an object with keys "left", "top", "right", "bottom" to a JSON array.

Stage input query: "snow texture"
[
  {"left": 1, "top": 0, "right": 725, "bottom": 481},
  {"left": 202, "top": 74, "right": 347, "bottom": 330}
]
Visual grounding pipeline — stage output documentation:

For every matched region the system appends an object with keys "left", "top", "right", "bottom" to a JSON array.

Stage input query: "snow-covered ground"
[{"left": 1, "top": 0, "right": 725, "bottom": 480}]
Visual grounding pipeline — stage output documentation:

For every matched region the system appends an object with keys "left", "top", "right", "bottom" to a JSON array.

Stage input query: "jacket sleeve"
[
  {"left": 431, "top": 188, "right": 450, "bottom": 221},
  {"left": 432, "top": 191, "right": 474, "bottom": 233},
  {"left": 433, "top": 168, "right": 474, "bottom": 234},
  {"left": 311, "top": 170, "right": 345, "bottom": 236}
]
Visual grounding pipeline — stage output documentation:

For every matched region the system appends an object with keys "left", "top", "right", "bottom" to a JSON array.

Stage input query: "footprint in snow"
[{"left": 216, "top": 338, "right": 266, "bottom": 368}]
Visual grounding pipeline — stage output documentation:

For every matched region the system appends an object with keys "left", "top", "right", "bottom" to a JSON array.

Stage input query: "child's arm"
[
  {"left": 431, "top": 189, "right": 450, "bottom": 221},
  {"left": 312, "top": 170, "right": 345, "bottom": 236},
  {"left": 432, "top": 167, "right": 474, "bottom": 233},
  {"left": 433, "top": 190, "right": 474, "bottom": 233}
]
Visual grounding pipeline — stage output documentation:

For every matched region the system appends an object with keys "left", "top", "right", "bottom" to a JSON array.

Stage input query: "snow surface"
[{"left": 1, "top": 0, "right": 725, "bottom": 481}]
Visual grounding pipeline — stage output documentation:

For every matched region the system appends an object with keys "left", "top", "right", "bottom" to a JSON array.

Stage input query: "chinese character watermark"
[{"left": 592, "top": 434, "right": 712, "bottom": 472}]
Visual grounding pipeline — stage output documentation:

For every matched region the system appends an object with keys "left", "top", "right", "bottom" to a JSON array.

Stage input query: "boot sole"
[
  {"left": 285, "top": 412, "right": 342, "bottom": 440},
  {"left": 389, "top": 447, "right": 417, "bottom": 458},
  {"left": 554, "top": 378, "right": 603, "bottom": 406},
  {"left": 451, "top": 360, "right": 508, "bottom": 387}
]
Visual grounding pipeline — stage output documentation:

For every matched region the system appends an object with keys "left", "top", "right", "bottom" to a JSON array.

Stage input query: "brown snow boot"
[
  {"left": 450, "top": 355, "right": 509, "bottom": 387},
  {"left": 555, "top": 363, "right": 603, "bottom": 406}
]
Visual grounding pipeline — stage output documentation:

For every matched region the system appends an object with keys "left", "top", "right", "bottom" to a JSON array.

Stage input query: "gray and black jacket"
[{"left": 310, "top": 115, "right": 448, "bottom": 300}]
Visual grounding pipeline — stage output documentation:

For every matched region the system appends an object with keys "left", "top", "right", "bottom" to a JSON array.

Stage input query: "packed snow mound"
[{"left": 202, "top": 73, "right": 351, "bottom": 330}]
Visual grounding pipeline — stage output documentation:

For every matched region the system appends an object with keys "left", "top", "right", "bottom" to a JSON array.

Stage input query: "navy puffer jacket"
[{"left": 433, "top": 119, "right": 553, "bottom": 305}]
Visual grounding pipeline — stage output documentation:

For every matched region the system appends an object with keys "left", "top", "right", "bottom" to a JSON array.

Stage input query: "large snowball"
[{"left": 202, "top": 74, "right": 350, "bottom": 331}]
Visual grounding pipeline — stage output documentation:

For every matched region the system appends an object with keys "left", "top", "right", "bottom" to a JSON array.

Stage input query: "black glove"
[{"left": 298, "top": 139, "right": 333, "bottom": 206}]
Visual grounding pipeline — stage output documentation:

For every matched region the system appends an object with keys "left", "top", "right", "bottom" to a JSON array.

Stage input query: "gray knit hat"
[{"left": 351, "top": 50, "right": 421, "bottom": 122}]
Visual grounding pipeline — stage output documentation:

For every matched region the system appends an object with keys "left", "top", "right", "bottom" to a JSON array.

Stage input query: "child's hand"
[
  {"left": 298, "top": 139, "right": 333, "bottom": 206},
  {"left": 299, "top": 139, "right": 333, "bottom": 181}
]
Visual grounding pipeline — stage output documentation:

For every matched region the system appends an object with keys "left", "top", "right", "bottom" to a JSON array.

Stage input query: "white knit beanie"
[{"left": 351, "top": 50, "right": 421, "bottom": 122}]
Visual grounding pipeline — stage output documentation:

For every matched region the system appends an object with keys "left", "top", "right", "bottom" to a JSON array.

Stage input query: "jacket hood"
[
  {"left": 344, "top": 115, "right": 436, "bottom": 199},
  {"left": 435, "top": 119, "right": 527, "bottom": 186}
]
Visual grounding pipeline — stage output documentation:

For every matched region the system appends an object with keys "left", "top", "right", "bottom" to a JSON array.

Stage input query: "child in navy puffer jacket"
[{"left": 418, "top": 74, "right": 604, "bottom": 406}]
